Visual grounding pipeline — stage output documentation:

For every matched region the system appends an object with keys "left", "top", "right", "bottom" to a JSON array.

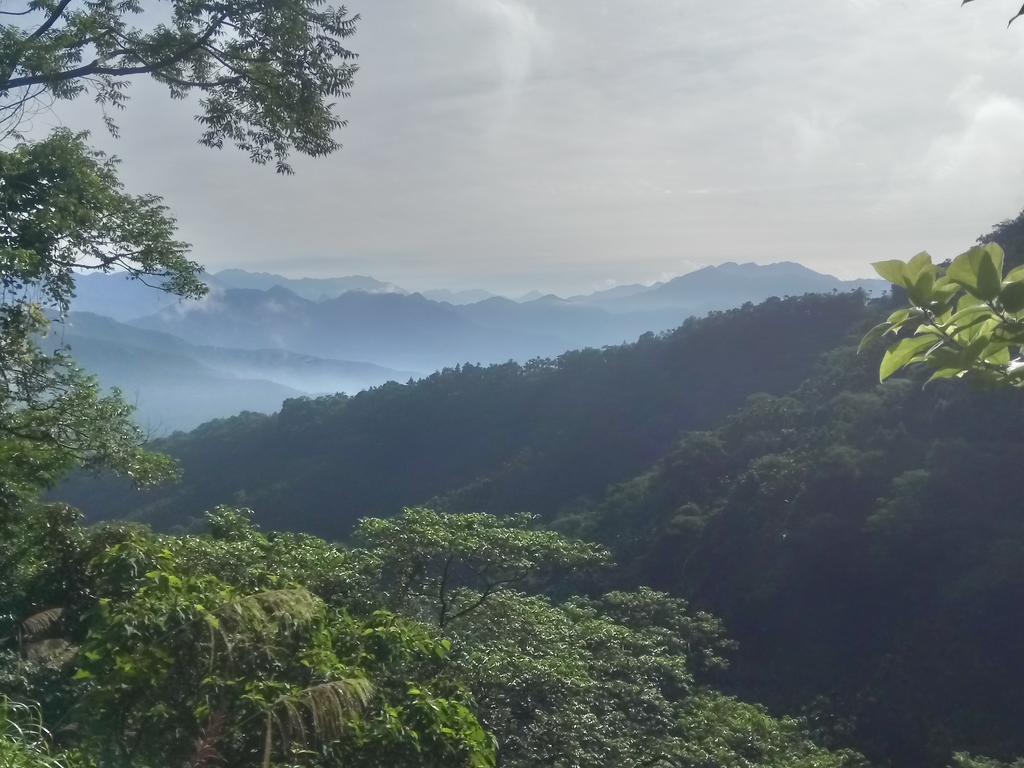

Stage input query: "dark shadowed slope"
[{"left": 560, "top": 338, "right": 1024, "bottom": 768}]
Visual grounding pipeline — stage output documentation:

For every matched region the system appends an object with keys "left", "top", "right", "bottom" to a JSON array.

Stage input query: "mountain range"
[{"left": 65, "top": 261, "right": 888, "bottom": 428}]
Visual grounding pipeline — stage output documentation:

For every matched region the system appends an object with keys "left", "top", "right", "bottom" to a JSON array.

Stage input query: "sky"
[{"left": 27, "top": 0, "right": 1024, "bottom": 296}]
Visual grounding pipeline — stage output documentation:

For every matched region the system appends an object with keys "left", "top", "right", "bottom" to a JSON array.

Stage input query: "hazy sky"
[{"left": 31, "top": 0, "right": 1024, "bottom": 295}]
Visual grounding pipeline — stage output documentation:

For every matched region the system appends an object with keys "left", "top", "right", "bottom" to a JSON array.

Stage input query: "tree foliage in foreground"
[
  {"left": 862, "top": 243, "right": 1024, "bottom": 386},
  {"left": 0, "top": 502, "right": 864, "bottom": 768},
  {"left": 0, "top": 0, "right": 359, "bottom": 171}
]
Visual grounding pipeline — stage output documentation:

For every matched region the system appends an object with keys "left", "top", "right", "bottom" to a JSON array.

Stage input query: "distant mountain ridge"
[
  {"left": 66, "top": 261, "right": 888, "bottom": 427},
  {"left": 73, "top": 262, "right": 886, "bottom": 321},
  {"left": 576, "top": 262, "right": 887, "bottom": 313},
  {"left": 211, "top": 270, "right": 407, "bottom": 300},
  {"left": 119, "top": 261, "right": 887, "bottom": 374},
  {"left": 130, "top": 287, "right": 577, "bottom": 372}
]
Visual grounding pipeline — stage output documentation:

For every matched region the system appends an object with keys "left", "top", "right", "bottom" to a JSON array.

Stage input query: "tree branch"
[
  {"left": 4, "top": 12, "right": 230, "bottom": 91},
  {"left": 27, "top": 0, "right": 74, "bottom": 41}
]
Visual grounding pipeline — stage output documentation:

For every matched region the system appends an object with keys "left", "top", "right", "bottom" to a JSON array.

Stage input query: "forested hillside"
[
  {"left": 57, "top": 291, "right": 874, "bottom": 536},
  {"left": 563, "top": 343, "right": 1024, "bottom": 768}
]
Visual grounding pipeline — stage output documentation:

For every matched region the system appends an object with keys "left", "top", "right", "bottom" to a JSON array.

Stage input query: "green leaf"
[
  {"left": 872, "top": 260, "right": 907, "bottom": 287},
  {"left": 925, "top": 367, "right": 963, "bottom": 385},
  {"left": 887, "top": 309, "right": 911, "bottom": 325},
  {"left": 932, "top": 282, "right": 961, "bottom": 304},
  {"left": 906, "top": 269, "right": 935, "bottom": 306},
  {"left": 958, "top": 292, "right": 984, "bottom": 312},
  {"left": 984, "top": 242, "right": 1005, "bottom": 277},
  {"left": 976, "top": 251, "right": 1001, "bottom": 301},
  {"left": 963, "top": 336, "right": 992, "bottom": 361},
  {"left": 858, "top": 322, "right": 892, "bottom": 353},
  {"left": 880, "top": 335, "right": 940, "bottom": 381},
  {"left": 903, "top": 251, "right": 933, "bottom": 282},
  {"left": 1005, "top": 265, "right": 1024, "bottom": 282},
  {"left": 948, "top": 247, "right": 985, "bottom": 290},
  {"left": 1001, "top": 281, "right": 1024, "bottom": 313},
  {"left": 945, "top": 304, "right": 993, "bottom": 328},
  {"left": 984, "top": 346, "right": 1012, "bottom": 366},
  {"left": 73, "top": 669, "right": 93, "bottom": 679}
]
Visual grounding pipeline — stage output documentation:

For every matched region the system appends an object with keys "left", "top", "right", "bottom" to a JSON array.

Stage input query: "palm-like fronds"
[
  {"left": 216, "top": 589, "right": 321, "bottom": 641},
  {"left": 263, "top": 678, "right": 374, "bottom": 768},
  {"left": 20, "top": 608, "right": 63, "bottom": 639}
]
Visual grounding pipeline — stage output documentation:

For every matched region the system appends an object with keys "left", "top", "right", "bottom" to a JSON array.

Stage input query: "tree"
[
  {"left": 0, "top": 508, "right": 498, "bottom": 768},
  {"left": 354, "top": 508, "right": 609, "bottom": 627},
  {"left": 860, "top": 244, "right": 1024, "bottom": 386},
  {"left": 0, "top": 129, "right": 201, "bottom": 507},
  {"left": 0, "top": 0, "right": 359, "bottom": 172}
]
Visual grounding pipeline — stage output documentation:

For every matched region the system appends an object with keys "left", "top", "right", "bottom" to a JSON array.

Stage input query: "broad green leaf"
[
  {"left": 983, "top": 346, "right": 1012, "bottom": 366},
  {"left": 947, "top": 247, "right": 989, "bottom": 292},
  {"left": 958, "top": 292, "right": 984, "bottom": 312},
  {"left": 984, "top": 242, "right": 1005, "bottom": 277},
  {"left": 932, "top": 283, "right": 960, "bottom": 304},
  {"left": 880, "top": 335, "right": 940, "bottom": 381},
  {"left": 1001, "top": 281, "right": 1024, "bottom": 313},
  {"left": 952, "top": 314, "right": 997, "bottom": 344},
  {"left": 858, "top": 322, "right": 892, "bottom": 353},
  {"left": 925, "top": 367, "right": 964, "bottom": 385},
  {"left": 904, "top": 251, "right": 933, "bottom": 282},
  {"left": 976, "top": 251, "right": 1001, "bottom": 300},
  {"left": 926, "top": 345, "right": 967, "bottom": 369},
  {"left": 887, "top": 309, "right": 911, "bottom": 325},
  {"left": 945, "top": 305, "right": 992, "bottom": 328},
  {"left": 963, "top": 335, "right": 992, "bottom": 361},
  {"left": 872, "top": 260, "right": 907, "bottom": 287},
  {"left": 906, "top": 270, "right": 935, "bottom": 306},
  {"left": 1005, "top": 265, "right": 1024, "bottom": 282}
]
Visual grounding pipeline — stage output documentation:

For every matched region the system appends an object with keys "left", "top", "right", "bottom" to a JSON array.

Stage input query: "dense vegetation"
[
  {"left": 1, "top": 498, "right": 874, "bottom": 766},
  {"left": 564, "top": 339, "right": 1024, "bottom": 767}
]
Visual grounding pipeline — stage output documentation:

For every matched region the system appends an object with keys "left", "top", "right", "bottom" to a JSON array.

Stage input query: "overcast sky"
[{"left": 32, "top": 0, "right": 1024, "bottom": 295}]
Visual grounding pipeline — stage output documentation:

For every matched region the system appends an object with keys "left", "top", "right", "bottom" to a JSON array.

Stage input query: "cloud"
[{"left": 465, "top": 0, "right": 547, "bottom": 87}]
